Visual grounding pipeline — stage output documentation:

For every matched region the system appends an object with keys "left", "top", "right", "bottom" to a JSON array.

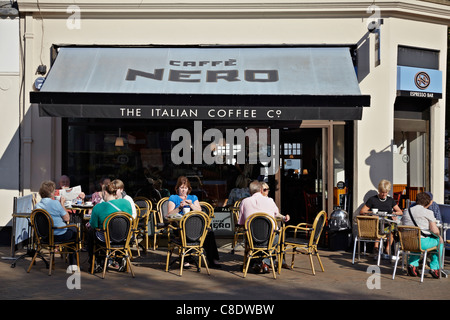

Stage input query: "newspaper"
[{"left": 59, "top": 185, "right": 82, "bottom": 201}]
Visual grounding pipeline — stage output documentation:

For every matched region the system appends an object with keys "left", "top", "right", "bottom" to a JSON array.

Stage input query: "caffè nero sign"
[{"left": 35, "top": 47, "right": 368, "bottom": 120}]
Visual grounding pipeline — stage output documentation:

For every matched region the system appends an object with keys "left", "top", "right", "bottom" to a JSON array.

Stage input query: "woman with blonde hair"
[
  {"left": 360, "top": 179, "right": 402, "bottom": 258},
  {"left": 260, "top": 181, "right": 270, "bottom": 197},
  {"left": 360, "top": 179, "right": 402, "bottom": 215}
]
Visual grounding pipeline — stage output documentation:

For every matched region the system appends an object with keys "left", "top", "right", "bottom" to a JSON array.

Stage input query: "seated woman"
[
  {"left": 86, "top": 181, "right": 133, "bottom": 270},
  {"left": 402, "top": 192, "right": 443, "bottom": 278},
  {"left": 167, "top": 176, "right": 221, "bottom": 268},
  {"left": 226, "top": 174, "right": 251, "bottom": 206},
  {"left": 112, "top": 179, "right": 137, "bottom": 219},
  {"left": 35, "top": 180, "right": 78, "bottom": 267},
  {"left": 167, "top": 176, "right": 202, "bottom": 216},
  {"left": 360, "top": 179, "right": 402, "bottom": 258},
  {"left": 91, "top": 176, "right": 110, "bottom": 206}
]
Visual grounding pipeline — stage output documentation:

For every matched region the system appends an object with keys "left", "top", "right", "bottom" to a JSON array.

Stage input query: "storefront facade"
[{"left": 0, "top": 0, "right": 448, "bottom": 230}]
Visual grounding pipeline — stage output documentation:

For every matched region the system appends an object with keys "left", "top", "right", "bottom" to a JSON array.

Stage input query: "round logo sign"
[{"left": 414, "top": 72, "right": 430, "bottom": 90}]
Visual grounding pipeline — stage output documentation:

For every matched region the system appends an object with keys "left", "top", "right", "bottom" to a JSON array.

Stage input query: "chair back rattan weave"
[
  {"left": 184, "top": 213, "right": 206, "bottom": 244},
  {"left": 397, "top": 226, "right": 422, "bottom": 252},
  {"left": 250, "top": 216, "right": 272, "bottom": 247},
  {"left": 157, "top": 197, "right": 170, "bottom": 219},
  {"left": 356, "top": 216, "right": 381, "bottom": 239},
  {"left": 33, "top": 209, "right": 52, "bottom": 244}
]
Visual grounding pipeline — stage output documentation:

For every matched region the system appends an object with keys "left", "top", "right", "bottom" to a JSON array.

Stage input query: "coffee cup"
[
  {"left": 372, "top": 208, "right": 378, "bottom": 214},
  {"left": 183, "top": 207, "right": 191, "bottom": 215}
]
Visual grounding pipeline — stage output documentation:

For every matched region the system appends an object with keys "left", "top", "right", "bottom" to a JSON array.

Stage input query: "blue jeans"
[{"left": 408, "top": 236, "right": 443, "bottom": 270}]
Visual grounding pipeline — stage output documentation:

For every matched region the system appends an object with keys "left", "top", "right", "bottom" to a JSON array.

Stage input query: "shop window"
[{"left": 63, "top": 119, "right": 277, "bottom": 208}]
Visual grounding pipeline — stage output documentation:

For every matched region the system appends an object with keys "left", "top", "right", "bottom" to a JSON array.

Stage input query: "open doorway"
[
  {"left": 393, "top": 117, "right": 429, "bottom": 208},
  {"left": 280, "top": 128, "right": 323, "bottom": 225}
]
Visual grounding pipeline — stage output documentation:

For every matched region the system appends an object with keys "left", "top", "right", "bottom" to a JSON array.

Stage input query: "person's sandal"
[
  {"left": 407, "top": 265, "right": 419, "bottom": 277},
  {"left": 429, "top": 269, "right": 440, "bottom": 279}
]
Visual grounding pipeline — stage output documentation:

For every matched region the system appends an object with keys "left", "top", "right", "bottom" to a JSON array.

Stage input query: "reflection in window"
[{"left": 284, "top": 143, "right": 302, "bottom": 156}]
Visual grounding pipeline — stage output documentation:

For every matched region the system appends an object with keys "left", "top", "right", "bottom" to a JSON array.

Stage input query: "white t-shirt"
[{"left": 123, "top": 195, "right": 137, "bottom": 219}]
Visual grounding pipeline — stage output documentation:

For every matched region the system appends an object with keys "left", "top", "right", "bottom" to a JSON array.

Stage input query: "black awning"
[
  {"left": 30, "top": 46, "right": 370, "bottom": 121},
  {"left": 36, "top": 103, "right": 363, "bottom": 121}
]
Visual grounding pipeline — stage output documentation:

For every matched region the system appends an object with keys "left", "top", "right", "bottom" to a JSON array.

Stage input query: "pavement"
[{"left": 1, "top": 238, "right": 450, "bottom": 304}]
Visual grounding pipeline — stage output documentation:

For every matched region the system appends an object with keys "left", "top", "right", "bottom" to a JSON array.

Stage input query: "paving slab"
[{"left": 1, "top": 240, "right": 450, "bottom": 303}]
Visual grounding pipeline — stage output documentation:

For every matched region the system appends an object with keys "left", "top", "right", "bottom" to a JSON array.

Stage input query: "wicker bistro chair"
[
  {"left": 279, "top": 210, "right": 326, "bottom": 275},
  {"left": 131, "top": 204, "right": 142, "bottom": 257},
  {"left": 243, "top": 213, "right": 279, "bottom": 279},
  {"left": 91, "top": 212, "right": 135, "bottom": 279},
  {"left": 352, "top": 216, "right": 387, "bottom": 266},
  {"left": 28, "top": 209, "right": 80, "bottom": 276},
  {"left": 199, "top": 201, "right": 215, "bottom": 220},
  {"left": 152, "top": 197, "right": 170, "bottom": 248},
  {"left": 158, "top": 197, "right": 170, "bottom": 220},
  {"left": 133, "top": 197, "right": 152, "bottom": 252},
  {"left": 165, "top": 211, "right": 211, "bottom": 276},
  {"left": 392, "top": 225, "right": 442, "bottom": 282},
  {"left": 231, "top": 200, "right": 245, "bottom": 254}
]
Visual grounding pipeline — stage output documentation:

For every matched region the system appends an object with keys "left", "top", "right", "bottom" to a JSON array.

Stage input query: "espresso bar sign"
[
  {"left": 396, "top": 66, "right": 442, "bottom": 99},
  {"left": 397, "top": 91, "right": 442, "bottom": 99}
]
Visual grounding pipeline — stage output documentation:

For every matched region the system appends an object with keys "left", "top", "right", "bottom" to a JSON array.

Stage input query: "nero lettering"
[{"left": 126, "top": 68, "right": 278, "bottom": 83}]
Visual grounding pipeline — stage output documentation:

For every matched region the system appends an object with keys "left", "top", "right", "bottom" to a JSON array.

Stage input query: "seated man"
[
  {"left": 56, "top": 175, "right": 86, "bottom": 200},
  {"left": 239, "top": 180, "right": 289, "bottom": 226},
  {"left": 239, "top": 180, "right": 290, "bottom": 272}
]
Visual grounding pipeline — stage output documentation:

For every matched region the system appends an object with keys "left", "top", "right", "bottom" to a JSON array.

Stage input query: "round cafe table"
[
  {"left": 67, "top": 204, "right": 94, "bottom": 247},
  {"left": 368, "top": 211, "right": 399, "bottom": 259}
]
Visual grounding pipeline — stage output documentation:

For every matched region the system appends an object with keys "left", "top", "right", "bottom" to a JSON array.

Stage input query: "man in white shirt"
[
  {"left": 238, "top": 180, "right": 289, "bottom": 272},
  {"left": 239, "top": 180, "right": 289, "bottom": 226}
]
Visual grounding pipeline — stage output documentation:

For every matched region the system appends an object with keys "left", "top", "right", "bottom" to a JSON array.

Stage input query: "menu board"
[{"left": 13, "top": 194, "right": 35, "bottom": 245}]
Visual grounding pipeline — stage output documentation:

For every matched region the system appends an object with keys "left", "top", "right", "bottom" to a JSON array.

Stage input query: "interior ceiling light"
[{"left": 115, "top": 128, "right": 124, "bottom": 147}]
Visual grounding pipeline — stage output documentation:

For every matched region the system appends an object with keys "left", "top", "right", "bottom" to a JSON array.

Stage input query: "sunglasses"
[{"left": 263, "top": 188, "right": 270, "bottom": 192}]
